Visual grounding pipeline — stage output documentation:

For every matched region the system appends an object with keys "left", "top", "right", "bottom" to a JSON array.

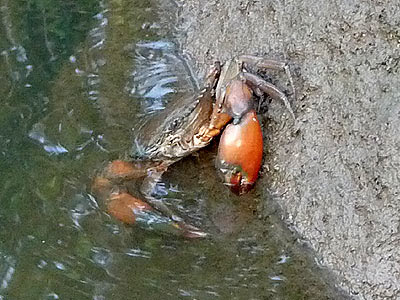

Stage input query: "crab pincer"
[
  {"left": 211, "top": 56, "right": 295, "bottom": 194},
  {"left": 216, "top": 109, "right": 263, "bottom": 195},
  {"left": 106, "top": 192, "right": 207, "bottom": 238},
  {"left": 210, "top": 77, "right": 262, "bottom": 195}
]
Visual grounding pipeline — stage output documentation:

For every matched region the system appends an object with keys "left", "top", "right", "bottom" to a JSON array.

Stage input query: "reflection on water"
[
  {"left": 29, "top": 123, "right": 69, "bottom": 155},
  {"left": 0, "top": 0, "right": 346, "bottom": 299},
  {"left": 128, "top": 39, "right": 197, "bottom": 114}
]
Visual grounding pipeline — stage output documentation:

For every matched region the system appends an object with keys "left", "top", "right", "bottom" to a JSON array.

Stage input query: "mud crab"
[{"left": 92, "top": 55, "right": 295, "bottom": 237}]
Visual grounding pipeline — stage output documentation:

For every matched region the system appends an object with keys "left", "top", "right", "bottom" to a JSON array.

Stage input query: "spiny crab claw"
[{"left": 216, "top": 109, "right": 263, "bottom": 195}]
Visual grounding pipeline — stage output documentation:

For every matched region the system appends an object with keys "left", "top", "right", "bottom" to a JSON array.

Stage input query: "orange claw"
[
  {"left": 107, "top": 192, "right": 153, "bottom": 224},
  {"left": 204, "top": 79, "right": 254, "bottom": 141},
  {"left": 216, "top": 109, "right": 263, "bottom": 195}
]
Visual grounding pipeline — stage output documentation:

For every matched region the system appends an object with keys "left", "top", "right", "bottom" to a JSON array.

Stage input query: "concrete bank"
[{"left": 176, "top": 1, "right": 400, "bottom": 299}]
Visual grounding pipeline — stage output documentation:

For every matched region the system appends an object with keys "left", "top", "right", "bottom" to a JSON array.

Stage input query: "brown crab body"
[
  {"left": 131, "top": 71, "right": 218, "bottom": 164},
  {"left": 93, "top": 56, "right": 295, "bottom": 237}
]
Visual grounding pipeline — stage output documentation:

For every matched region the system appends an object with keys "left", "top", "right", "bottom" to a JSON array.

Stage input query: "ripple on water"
[{"left": 126, "top": 40, "right": 198, "bottom": 115}]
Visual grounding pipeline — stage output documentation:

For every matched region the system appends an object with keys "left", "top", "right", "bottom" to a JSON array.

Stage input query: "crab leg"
[
  {"left": 241, "top": 72, "right": 295, "bottom": 119},
  {"left": 140, "top": 167, "right": 208, "bottom": 238},
  {"left": 205, "top": 61, "right": 221, "bottom": 89},
  {"left": 92, "top": 161, "right": 173, "bottom": 217},
  {"left": 93, "top": 160, "right": 206, "bottom": 237},
  {"left": 238, "top": 55, "right": 296, "bottom": 102},
  {"left": 140, "top": 167, "right": 181, "bottom": 221},
  {"left": 196, "top": 62, "right": 232, "bottom": 141}
]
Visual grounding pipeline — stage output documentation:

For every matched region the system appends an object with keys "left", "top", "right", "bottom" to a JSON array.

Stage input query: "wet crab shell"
[{"left": 216, "top": 109, "right": 263, "bottom": 194}]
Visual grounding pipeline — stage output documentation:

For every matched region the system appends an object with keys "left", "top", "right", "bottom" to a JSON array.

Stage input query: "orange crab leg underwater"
[
  {"left": 106, "top": 193, "right": 207, "bottom": 238},
  {"left": 107, "top": 192, "right": 153, "bottom": 225},
  {"left": 104, "top": 160, "right": 151, "bottom": 180},
  {"left": 216, "top": 109, "right": 263, "bottom": 195}
]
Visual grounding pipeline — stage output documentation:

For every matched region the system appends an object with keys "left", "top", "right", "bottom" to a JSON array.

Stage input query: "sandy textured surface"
[{"left": 176, "top": 1, "right": 400, "bottom": 299}]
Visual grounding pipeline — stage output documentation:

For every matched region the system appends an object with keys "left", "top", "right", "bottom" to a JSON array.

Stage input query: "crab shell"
[{"left": 216, "top": 109, "right": 263, "bottom": 195}]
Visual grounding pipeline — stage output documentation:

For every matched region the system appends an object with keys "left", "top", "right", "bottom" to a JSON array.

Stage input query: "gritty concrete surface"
[{"left": 175, "top": 1, "right": 400, "bottom": 299}]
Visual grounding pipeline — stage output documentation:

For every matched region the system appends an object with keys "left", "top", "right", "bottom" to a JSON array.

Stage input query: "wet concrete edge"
[{"left": 174, "top": 1, "right": 400, "bottom": 299}]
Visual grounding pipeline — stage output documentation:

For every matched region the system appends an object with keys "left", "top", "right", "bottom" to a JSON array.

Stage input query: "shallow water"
[{"left": 0, "top": 0, "right": 346, "bottom": 299}]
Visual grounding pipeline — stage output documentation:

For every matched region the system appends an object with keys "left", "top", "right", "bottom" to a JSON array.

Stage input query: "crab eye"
[{"left": 170, "top": 118, "right": 182, "bottom": 131}]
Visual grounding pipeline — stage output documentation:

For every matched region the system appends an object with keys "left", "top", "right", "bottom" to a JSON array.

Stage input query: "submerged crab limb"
[
  {"left": 101, "top": 162, "right": 180, "bottom": 225},
  {"left": 104, "top": 160, "right": 150, "bottom": 181},
  {"left": 106, "top": 192, "right": 205, "bottom": 237},
  {"left": 92, "top": 161, "right": 153, "bottom": 222},
  {"left": 216, "top": 109, "right": 263, "bottom": 195},
  {"left": 140, "top": 168, "right": 208, "bottom": 238},
  {"left": 92, "top": 160, "right": 206, "bottom": 238},
  {"left": 92, "top": 160, "right": 152, "bottom": 202},
  {"left": 140, "top": 167, "right": 182, "bottom": 221},
  {"left": 241, "top": 72, "right": 295, "bottom": 119},
  {"left": 107, "top": 192, "right": 153, "bottom": 224}
]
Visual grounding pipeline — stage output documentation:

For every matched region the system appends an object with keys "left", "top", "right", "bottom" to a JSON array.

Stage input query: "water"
[{"left": 0, "top": 0, "right": 346, "bottom": 299}]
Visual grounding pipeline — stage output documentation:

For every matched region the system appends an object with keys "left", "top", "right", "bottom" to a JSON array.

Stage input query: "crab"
[{"left": 92, "top": 55, "right": 295, "bottom": 237}]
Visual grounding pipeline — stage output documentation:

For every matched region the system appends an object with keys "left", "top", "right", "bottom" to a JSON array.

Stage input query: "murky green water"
[{"left": 0, "top": 0, "right": 346, "bottom": 299}]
